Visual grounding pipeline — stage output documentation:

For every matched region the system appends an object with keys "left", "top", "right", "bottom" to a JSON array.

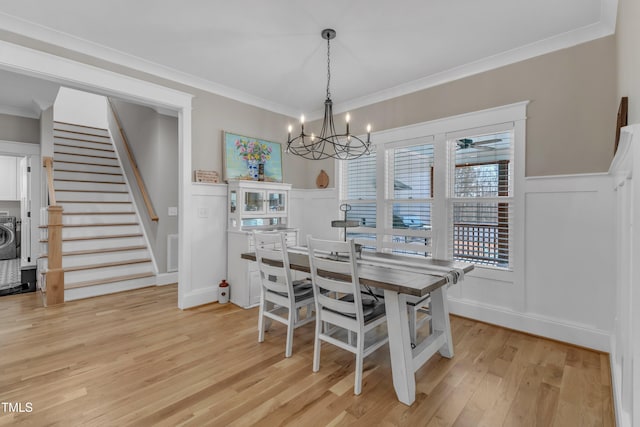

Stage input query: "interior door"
[{"left": 19, "top": 156, "right": 31, "bottom": 265}]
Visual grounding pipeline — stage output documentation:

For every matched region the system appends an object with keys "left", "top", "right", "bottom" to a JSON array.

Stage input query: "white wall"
[
  {"left": 53, "top": 87, "right": 108, "bottom": 129},
  {"left": 449, "top": 173, "right": 615, "bottom": 351},
  {"left": 184, "top": 183, "right": 227, "bottom": 307},
  {"left": 289, "top": 188, "right": 340, "bottom": 242},
  {"left": 287, "top": 173, "right": 616, "bottom": 351}
]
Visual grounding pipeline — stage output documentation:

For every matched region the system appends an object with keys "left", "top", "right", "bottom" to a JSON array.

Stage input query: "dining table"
[{"left": 241, "top": 247, "right": 474, "bottom": 406}]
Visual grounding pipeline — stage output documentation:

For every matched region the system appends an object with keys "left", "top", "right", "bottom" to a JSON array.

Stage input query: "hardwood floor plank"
[{"left": 0, "top": 285, "right": 616, "bottom": 426}]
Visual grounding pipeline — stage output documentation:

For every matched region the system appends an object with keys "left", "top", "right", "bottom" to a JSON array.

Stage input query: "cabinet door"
[
  {"left": 242, "top": 190, "right": 265, "bottom": 214},
  {"left": 267, "top": 191, "right": 287, "bottom": 214}
]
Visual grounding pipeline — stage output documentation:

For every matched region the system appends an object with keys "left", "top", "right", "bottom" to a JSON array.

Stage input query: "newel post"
[{"left": 46, "top": 206, "right": 64, "bottom": 305}]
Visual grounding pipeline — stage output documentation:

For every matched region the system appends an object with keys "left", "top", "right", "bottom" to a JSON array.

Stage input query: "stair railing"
[
  {"left": 42, "top": 156, "right": 65, "bottom": 305},
  {"left": 106, "top": 99, "right": 159, "bottom": 222}
]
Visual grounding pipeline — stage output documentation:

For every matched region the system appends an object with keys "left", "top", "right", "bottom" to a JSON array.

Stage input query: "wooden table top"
[{"left": 241, "top": 250, "right": 473, "bottom": 298}]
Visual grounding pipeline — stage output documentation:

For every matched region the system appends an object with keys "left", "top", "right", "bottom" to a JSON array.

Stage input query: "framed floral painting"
[{"left": 222, "top": 131, "right": 283, "bottom": 182}]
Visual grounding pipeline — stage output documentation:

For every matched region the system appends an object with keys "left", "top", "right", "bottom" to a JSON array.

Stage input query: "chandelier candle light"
[{"left": 286, "top": 28, "right": 372, "bottom": 160}]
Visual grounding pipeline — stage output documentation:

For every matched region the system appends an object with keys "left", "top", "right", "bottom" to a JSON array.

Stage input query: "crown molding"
[
  {"left": 327, "top": 20, "right": 615, "bottom": 118},
  {"left": 0, "top": 0, "right": 617, "bottom": 121},
  {"left": 0, "top": 104, "right": 39, "bottom": 119},
  {"left": 0, "top": 12, "right": 298, "bottom": 118}
]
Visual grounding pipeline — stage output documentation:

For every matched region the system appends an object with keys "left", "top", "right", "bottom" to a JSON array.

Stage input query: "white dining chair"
[
  {"left": 307, "top": 236, "right": 389, "bottom": 395},
  {"left": 253, "top": 231, "right": 315, "bottom": 358}
]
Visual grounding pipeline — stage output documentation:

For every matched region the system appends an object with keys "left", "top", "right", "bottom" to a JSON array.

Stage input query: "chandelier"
[{"left": 286, "top": 28, "right": 372, "bottom": 160}]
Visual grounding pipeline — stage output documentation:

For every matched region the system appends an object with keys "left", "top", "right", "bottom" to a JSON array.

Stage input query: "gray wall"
[
  {"left": 0, "top": 113, "right": 40, "bottom": 143},
  {"left": 0, "top": 200, "right": 20, "bottom": 217},
  {"left": 307, "top": 36, "right": 618, "bottom": 186},
  {"left": 617, "top": 0, "right": 640, "bottom": 124},
  {"left": 110, "top": 99, "right": 179, "bottom": 274},
  {"left": 0, "top": 30, "right": 618, "bottom": 188}
]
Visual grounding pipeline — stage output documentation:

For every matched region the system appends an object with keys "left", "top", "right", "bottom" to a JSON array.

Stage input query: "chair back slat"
[
  {"left": 314, "top": 275, "right": 354, "bottom": 295},
  {"left": 307, "top": 236, "right": 364, "bottom": 323},
  {"left": 254, "top": 231, "right": 294, "bottom": 298},
  {"left": 317, "top": 292, "right": 357, "bottom": 315}
]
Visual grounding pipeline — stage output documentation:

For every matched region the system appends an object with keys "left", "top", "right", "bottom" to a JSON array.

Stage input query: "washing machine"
[{"left": 0, "top": 216, "right": 17, "bottom": 260}]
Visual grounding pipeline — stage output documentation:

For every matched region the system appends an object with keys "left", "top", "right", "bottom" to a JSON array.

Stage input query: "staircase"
[{"left": 41, "top": 121, "right": 156, "bottom": 301}]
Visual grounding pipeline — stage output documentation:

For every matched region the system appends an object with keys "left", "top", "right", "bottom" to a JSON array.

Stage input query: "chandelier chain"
[{"left": 326, "top": 36, "right": 331, "bottom": 100}]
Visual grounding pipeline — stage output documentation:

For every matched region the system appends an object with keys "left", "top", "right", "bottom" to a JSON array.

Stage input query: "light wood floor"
[{"left": 0, "top": 285, "right": 615, "bottom": 426}]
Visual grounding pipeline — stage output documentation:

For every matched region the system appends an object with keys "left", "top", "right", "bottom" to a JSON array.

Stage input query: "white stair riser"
[
  {"left": 54, "top": 124, "right": 110, "bottom": 137},
  {"left": 62, "top": 213, "right": 138, "bottom": 225},
  {"left": 57, "top": 191, "right": 130, "bottom": 202},
  {"left": 65, "top": 275, "right": 156, "bottom": 301},
  {"left": 62, "top": 249, "right": 150, "bottom": 268},
  {"left": 54, "top": 161, "right": 121, "bottom": 175},
  {"left": 57, "top": 202, "right": 134, "bottom": 213},
  {"left": 54, "top": 130, "right": 110, "bottom": 142},
  {"left": 61, "top": 236, "right": 145, "bottom": 252},
  {"left": 62, "top": 225, "right": 141, "bottom": 239},
  {"left": 53, "top": 138, "right": 114, "bottom": 151},
  {"left": 65, "top": 262, "right": 154, "bottom": 284},
  {"left": 54, "top": 153, "right": 119, "bottom": 167},
  {"left": 53, "top": 144, "right": 116, "bottom": 158},
  {"left": 54, "top": 170, "right": 124, "bottom": 183},
  {"left": 55, "top": 180, "right": 127, "bottom": 192}
]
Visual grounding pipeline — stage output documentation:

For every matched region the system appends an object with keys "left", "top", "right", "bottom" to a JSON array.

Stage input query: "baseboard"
[
  {"left": 156, "top": 272, "right": 178, "bottom": 286},
  {"left": 180, "top": 286, "right": 217, "bottom": 309},
  {"left": 610, "top": 335, "right": 629, "bottom": 427},
  {"left": 448, "top": 297, "right": 611, "bottom": 352}
]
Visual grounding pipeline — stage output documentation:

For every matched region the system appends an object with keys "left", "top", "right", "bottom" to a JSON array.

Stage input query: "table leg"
[
  {"left": 383, "top": 289, "right": 415, "bottom": 406},
  {"left": 430, "top": 286, "right": 454, "bottom": 358}
]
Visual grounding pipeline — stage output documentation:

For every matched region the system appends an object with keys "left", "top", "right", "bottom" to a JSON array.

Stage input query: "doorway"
[{"left": 0, "top": 147, "right": 39, "bottom": 296}]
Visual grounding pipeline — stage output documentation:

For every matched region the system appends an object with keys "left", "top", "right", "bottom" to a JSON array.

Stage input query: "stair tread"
[
  {"left": 54, "top": 160, "right": 120, "bottom": 168},
  {"left": 57, "top": 201, "right": 132, "bottom": 204},
  {"left": 53, "top": 128, "right": 111, "bottom": 138},
  {"left": 54, "top": 121, "right": 108, "bottom": 132},
  {"left": 55, "top": 151, "right": 118, "bottom": 160},
  {"left": 40, "top": 245, "right": 148, "bottom": 258},
  {"left": 54, "top": 142, "right": 115, "bottom": 153},
  {"left": 55, "top": 179, "right": 125, "bottom": 184},
  {"left": 40, "top": 233, "right": 143, "bottom": 243},
  {"left": 55, "top": 169, "right": 123, "bottom": 176},
  {"left": 39, "top": 222, "right": 139, "bottom": 229},
  {"left": 55, "top": 189, "right": 129, "bottom": 193},
  {"left": 54, "top": 136, "right": 113, "bottom": 146},
  {"left": 63, "top": 211, "right": 133, "bottom": 215},
  {"left": 65, "top": 272, "right": 155, "bottom": 290},
  {"left": 63, "top": 257, "right": 152, "bottom": 273}
]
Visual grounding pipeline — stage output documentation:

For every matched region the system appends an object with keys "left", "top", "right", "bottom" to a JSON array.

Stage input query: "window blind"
[
  {"left": 384, "top": 143, "right": 434, "bottom": 256},
  {"left": 342, "top": 148, "right": 377, "bottom": 239},
  {"left": 449, "top": 131, "right": 513, "bottom": 268}
]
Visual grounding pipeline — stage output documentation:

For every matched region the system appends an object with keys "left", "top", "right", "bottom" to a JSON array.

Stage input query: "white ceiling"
[{"left": 0, "top": 0, "right": 615, "bottom": 119}]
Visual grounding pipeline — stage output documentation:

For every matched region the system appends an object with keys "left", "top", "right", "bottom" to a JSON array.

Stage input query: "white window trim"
[{"left": 338, "top": 101, "right": 528, "bottom": 283}]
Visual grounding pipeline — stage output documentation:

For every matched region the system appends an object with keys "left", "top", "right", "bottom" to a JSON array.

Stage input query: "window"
[
  {"left": 339, "top": 102, "right": 526, "bottom": 271},
  {"left": 450, "top": 132, "right": 513, "bottom": 267},
  {"left": 340, "top": 146, "right": 378, "bottom": 250},
  {"left": 384, "top": 139, "right": 434, "bottom": 256}
]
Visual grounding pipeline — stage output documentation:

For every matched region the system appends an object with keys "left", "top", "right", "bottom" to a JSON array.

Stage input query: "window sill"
[{"left": 465, "top": 264, "right": 515, "bottom": 283}]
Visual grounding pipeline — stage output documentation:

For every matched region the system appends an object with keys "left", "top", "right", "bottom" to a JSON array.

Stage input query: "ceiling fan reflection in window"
[{"left": 456, "top": 137, "right": 502, "bottom": 151}]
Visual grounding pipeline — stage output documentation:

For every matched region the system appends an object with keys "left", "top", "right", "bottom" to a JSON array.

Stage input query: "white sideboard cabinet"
[{"left": 226, "top": 180, "right": 298, "bottom": 308}]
